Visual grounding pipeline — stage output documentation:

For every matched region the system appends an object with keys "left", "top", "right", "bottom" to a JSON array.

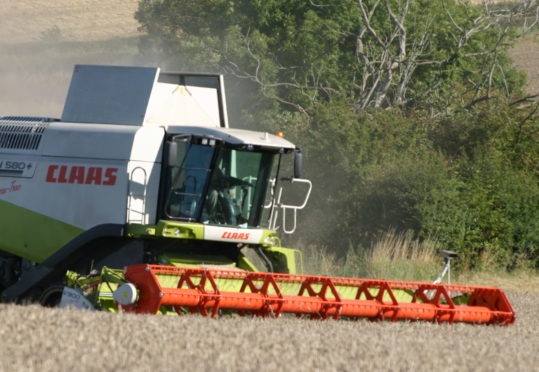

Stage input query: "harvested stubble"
[{"left": 0, "top": 291, "right": 537, "bottom": 372}]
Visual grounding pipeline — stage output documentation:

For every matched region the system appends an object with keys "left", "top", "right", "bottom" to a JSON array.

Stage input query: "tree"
[
  {"left": 136, "top": 0, "right": 539, "bottom": 269},
  {"left": 136, "top": 0, "right": 534, "bottom": 113}
]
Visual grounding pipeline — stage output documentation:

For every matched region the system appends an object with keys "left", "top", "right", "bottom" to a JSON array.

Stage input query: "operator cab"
[{"left": 161, "top": 127, "right": 295, "bottom": 229}]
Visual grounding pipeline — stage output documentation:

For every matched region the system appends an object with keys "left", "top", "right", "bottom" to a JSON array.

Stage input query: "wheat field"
[
  {"left": 0, "top": 1, "right": 140, "bottom": 43},
  {"left": 0, "top": 290, "right": 537, "bottom": 372}
]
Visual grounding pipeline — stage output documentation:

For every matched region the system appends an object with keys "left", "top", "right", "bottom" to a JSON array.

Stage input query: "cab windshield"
[{"left": 163, "top": 140, "right": 275, "bottom": 228}]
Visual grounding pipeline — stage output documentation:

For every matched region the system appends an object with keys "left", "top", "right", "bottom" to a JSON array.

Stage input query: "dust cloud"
[{"left": 0, "top": 1, "right": 155, "bottom": 117}]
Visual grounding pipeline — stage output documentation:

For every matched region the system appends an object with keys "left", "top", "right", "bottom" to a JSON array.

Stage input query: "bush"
[
  {"left": 288, "top": 98, "right": 539, "bottom": 271},
  {"left": 135, "top": 0, "right": 539, "bottom": 272}
]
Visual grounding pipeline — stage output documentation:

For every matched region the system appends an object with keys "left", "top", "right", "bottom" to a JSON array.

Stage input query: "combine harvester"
[{"left": 0, "top": 65, "right": 515, "bottom": 325}]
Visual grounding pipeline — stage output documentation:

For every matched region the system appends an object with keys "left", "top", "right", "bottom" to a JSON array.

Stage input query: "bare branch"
[
  {"left": 214, "top": 0, "right": 535, "bottom": 112},
  {"left": 309, "top": 0, "right": 331, "bottom": 8},
  {"left": 465, "top": 95, "right": 497, "bottom": 109},
  {"left": 357, "top": 0, "right": 386, "bottom": 48},
  {"left": 510, "top": 94, "right": 539, "bottom": 106}
]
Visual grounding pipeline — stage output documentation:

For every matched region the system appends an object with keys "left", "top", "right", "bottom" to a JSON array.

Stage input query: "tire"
[{"left": 39, "top": 283, "right": 65, "bottom": 307}]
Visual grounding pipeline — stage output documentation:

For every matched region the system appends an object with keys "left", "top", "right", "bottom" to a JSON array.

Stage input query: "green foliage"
[
  {"left": 450, "top": 153, "right": 539, "bottom": 270},
  {"left": 136, "top": 0, "right": 524, "bottom": 110},
  {"left": 286, "top": 99, "right": 539, "bottom": 270},
  {"left": 420, "top": 100, "right": 539, "bottom": 269},
  {"left": 136, "top": 0, "right": 539, "bottom": 271}
]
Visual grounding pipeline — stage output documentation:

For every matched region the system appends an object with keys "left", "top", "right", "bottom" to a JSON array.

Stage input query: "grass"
[
  {"left": 301, "top": 229, "right": 539, "bottom": 291},
  {"left": 302, "top": 229, "right": 441, "bottom": 282},
  {"left": 458, "top": 269, "right": 539, "bottom": 292}
]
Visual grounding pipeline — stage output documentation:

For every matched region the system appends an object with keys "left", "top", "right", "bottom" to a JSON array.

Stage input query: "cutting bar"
[{"left": 118, "top": 265, "right": 515, "bottom": 325}]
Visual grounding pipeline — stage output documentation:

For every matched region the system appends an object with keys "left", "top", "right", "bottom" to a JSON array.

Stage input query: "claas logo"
[
  {"left": 221, "top": 231, "right": 250, "bottom": 240},
  {"left": 46, "top": 165, "right": 118, "bottom": 186}
]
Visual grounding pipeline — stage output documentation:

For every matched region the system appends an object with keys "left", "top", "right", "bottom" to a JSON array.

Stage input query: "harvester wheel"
[{"left": 39, "top": 283, "right": 65, "bottom": 307}]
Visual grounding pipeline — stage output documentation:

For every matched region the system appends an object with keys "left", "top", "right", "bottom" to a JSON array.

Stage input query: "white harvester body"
[{"left": 0, "top": 65, "right": 304, "bottom": 265}]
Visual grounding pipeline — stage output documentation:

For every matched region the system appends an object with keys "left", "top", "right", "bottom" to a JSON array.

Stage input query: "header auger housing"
[
  {"left": 113, "top": 265, "right": 514, "bottom": 325},
  {"left": 59, "top": 262, "right": 515, "bottom": 325},
  {"left": 0, "top": 65, "right": 515, "bottom": 325}
]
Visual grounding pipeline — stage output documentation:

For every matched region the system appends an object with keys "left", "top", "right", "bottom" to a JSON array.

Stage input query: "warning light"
[{"left": 275, "top": 131, "right": 285, "bottom": 138}]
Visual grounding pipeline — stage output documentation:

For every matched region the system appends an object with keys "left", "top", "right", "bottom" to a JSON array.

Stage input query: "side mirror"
[
  {"left": 166, "top": 141, "right": 179, "bottom": 167},
  {"left": 294, "top": 148, "right": 303, "bottom": 179}
]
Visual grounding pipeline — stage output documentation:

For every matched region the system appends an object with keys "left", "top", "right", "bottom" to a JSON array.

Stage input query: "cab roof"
[{"left": 167, "top": 125, "right": 296, "bottom": 152}]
